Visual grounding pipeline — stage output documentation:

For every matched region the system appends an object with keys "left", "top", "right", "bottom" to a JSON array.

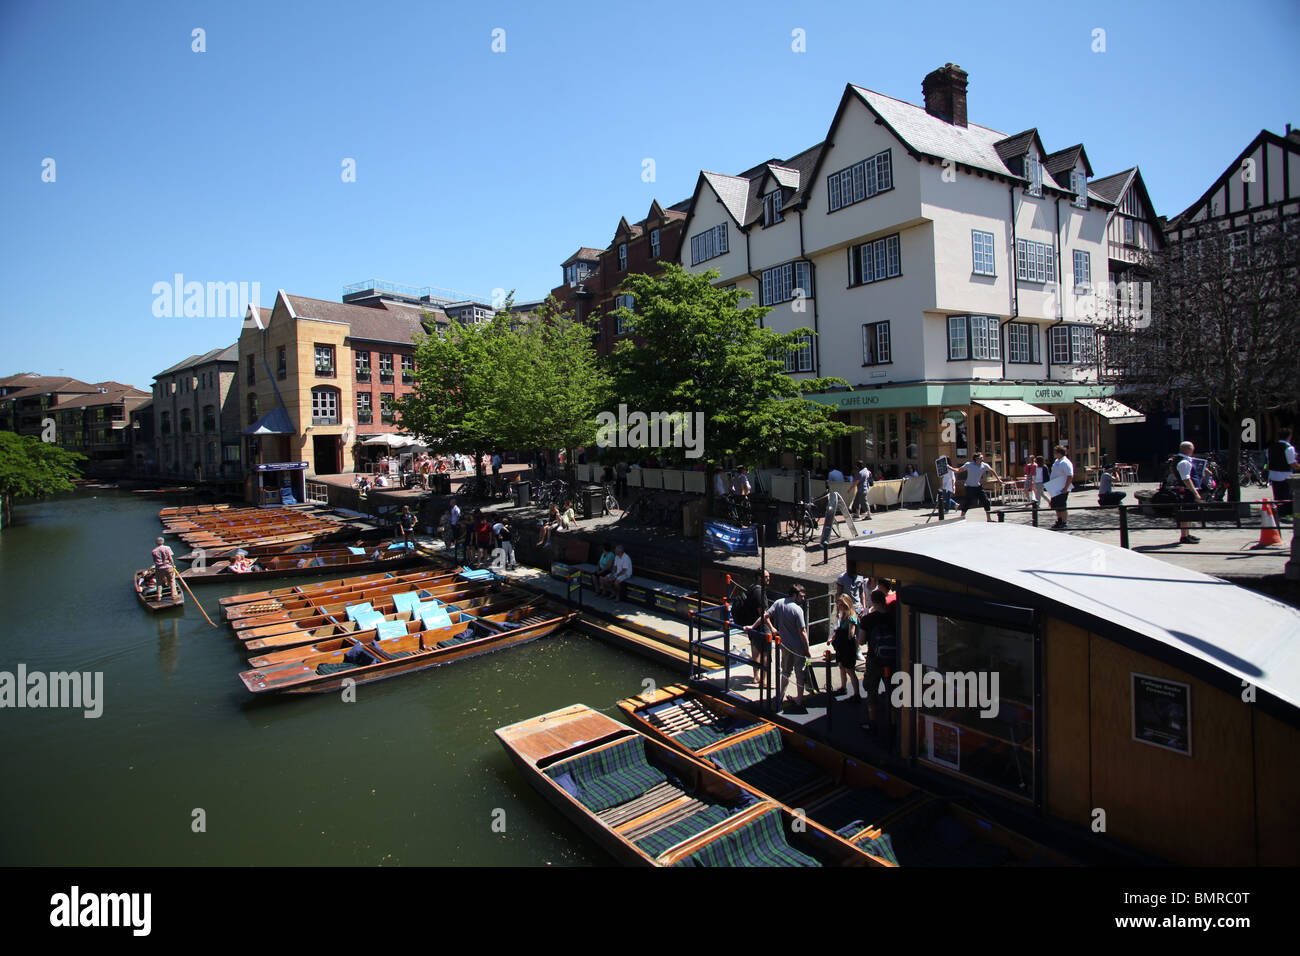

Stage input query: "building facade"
[
  {"left": 151, "top": 345, "right": 241, "bottom": 480},
  {"left": 678, "top": 64, "right": 1148, "bottom": 480}
]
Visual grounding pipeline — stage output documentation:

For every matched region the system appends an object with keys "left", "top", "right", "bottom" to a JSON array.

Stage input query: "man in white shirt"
[
  {"left": 948, "top": 453, "right": 1000, "bottom": 521},
  {"left": 610, "top": 545, "right": 633, "bottom": 601},
  {"left": 730, "top": 465, "right": 752, "bottom": 497},
  {"left": 939, "top": 466, "right": 958, "bottom": 511},
  {"left": 713, "top": 468, "right": 729, "bottom": 498},
  {"left": 1170, "top": 441, "right": 1201, "bottom": 545},
  {"left": 1267, "top": 427, "right": 1299, "bottom": 520},
  {"left": 1046, "top": 445, "right": 1074, "bottom": 530}
]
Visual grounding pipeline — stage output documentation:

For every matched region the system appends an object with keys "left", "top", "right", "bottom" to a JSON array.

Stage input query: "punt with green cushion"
[
  {"left": 632, "top": 803, "right": 734, "bottom": 858},
  {"left": 543, "top": 736, "right": 668, "bottom": 814},
  {"left": 672, "top": 809, "right": 822, "bottom": 867},
  {"left": 707, "top": 729, "right": 829, "bottom": 801}
]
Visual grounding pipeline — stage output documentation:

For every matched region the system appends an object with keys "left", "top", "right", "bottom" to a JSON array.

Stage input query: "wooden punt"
[
  {"left": 496, "top": 704, "right": 888, "bottom": 867},
  {"left": 223, "top": 572, "right": 462, "bottom": 626},
  {"left": 246, "top": 601, "right": 547, "bottom": 666},
  {"left": 218, "top": 567, "right": 452, "bottom": 606},
  {"left": 239, "top": 598, "right": 576, "bottom": 695},
  {"left": 228, "top": 579, "right": 496, "bottom": 640},
  {"left": 242, "top": 592, "right": 534, "bottom": 654},
  {"left": 618, "top": 685, "right": 1073, "bottom": 867},
  {"left": 180, "top": 543, "right": 420, "bottom": 583},
  {"left": 134, "top": 568, "right": 184, "bottom": 612}
]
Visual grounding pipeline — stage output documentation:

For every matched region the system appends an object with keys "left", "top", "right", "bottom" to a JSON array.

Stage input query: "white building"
[{"left": 679, "top": 64, "right": 1148, "bottom": 481}]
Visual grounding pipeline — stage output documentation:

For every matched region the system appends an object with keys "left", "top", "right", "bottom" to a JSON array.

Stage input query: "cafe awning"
[
  {"left": 1076, "top": 397, "right": 1146, "bottom": 424},
  {"left": 972, "top": 398, "right": 1056, "bottom": 424}
]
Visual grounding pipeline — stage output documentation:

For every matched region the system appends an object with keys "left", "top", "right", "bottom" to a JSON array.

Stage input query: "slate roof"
[
  {"left": 1090, "top": 168, "right": 1134, "bottom": 206},
  {"left": 154, "top": 344, "right": 239, "bottom": 379},
  {"left": 0, "top": 376, "right": 99, "bottom": 403},
  {"left": 285, "top": 294, "right": 429, "bottom": 346},
  {"left": 562, "top": 247, "right": 604, "bottom": 266},
  {"left": 1044, "top": 143, "right": 1092, "bottom": 182},
  {"left": 48, "top": 385, "right": 150, "bottom": 412}
]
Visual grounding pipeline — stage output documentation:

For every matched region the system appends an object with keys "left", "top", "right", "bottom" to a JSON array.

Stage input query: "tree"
[
  {"left": 608, "top": 264, "right": 854, "bottom": 503},
  {"left": 1098, "top": 217, "right": 1299, "bottom": 500},
  {"left": 394, "top": 296, "right": 609, "bottom": 486},
  {"left": 0, "top": 432, "right": 85, "bottom": 528}
]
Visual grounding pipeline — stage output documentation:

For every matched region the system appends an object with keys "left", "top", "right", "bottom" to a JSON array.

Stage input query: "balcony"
[
  {"left": 379, "top": 371, "right": 394, "bottom": 385},
  {"left": 311, "top": 415, "right": 339, "bottom": 426},
  {"left": 357, "top": 410, "right": 373, "bottom": 424},
  {"left": 356, "top": 370, "right": 371, "bottom": 382}
]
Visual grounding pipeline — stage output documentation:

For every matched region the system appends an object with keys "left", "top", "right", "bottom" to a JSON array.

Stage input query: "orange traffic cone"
[{"left": 1257, "top": 500, "right": 1283, "bottom": 547}]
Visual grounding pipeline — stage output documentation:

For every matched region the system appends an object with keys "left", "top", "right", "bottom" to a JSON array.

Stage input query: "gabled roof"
[
  {"left": 1090, "top": 168, "right": 1134, "bottom": 206},
  {"left": 993, "top": 128, "right": 1041, "bottom": 165},
  {"left": 1044, "top": 143, "right": 1092, "bottom": 181},
  {"left": 700, "top": 170, "right": 752, "bottom": 225},
  {"left": 1092, "top": 166, "right": 1162, "bottom": 233},
  {"left": 562, "top": 247, "right": 604, "bottom": 266},
  {"left": 154, "top": 344, "right": 240, "bottom": 380},
  {"left": 1167, "top": 128, "right": 1300, "bottom": 228},
  {"left": 283, "top": 294, "right": 430, "bottom": 346}
]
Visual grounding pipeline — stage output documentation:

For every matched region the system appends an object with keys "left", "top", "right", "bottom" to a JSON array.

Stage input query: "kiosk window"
[{"left": 913, "top": 612, "right": 1036, "bottom": 801}]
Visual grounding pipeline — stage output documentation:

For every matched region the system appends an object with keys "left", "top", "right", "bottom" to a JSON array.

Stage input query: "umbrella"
[{"left": 362, "top": 434, "right": 408, "bottom": 447}]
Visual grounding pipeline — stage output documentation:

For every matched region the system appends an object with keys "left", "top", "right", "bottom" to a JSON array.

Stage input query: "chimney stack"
[{"left": 922, "top": 63, "right": 969, "bottom": 128}]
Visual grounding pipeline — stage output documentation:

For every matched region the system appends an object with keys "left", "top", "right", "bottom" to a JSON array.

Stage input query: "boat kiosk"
[{"left": 845, "top": 521, "right": 1300, "bottom": 866}]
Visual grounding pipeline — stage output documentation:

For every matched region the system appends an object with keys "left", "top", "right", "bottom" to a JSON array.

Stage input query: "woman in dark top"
[
  {"left": 859, "top": 589, "right": 897, "bottom": 731},
  {"left": 828, "top": 593, "right": 861, "bottom": 698}
]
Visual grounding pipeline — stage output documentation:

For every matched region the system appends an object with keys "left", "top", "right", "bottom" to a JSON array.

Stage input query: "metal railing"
[{"left": 986, "top": 498, "right": 1289, "bottom": 549}]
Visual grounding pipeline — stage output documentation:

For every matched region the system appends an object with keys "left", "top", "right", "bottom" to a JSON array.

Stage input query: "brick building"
[{"left": 151, "top": 344, "right": 241, "bottom": 479}]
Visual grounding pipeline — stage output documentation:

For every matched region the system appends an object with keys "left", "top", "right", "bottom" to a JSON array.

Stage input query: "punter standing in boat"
[
  {"left": 399, "top": 506, "right": 417, "bottom": 551},
  {"left": 151, "top": 536, "right": 179, "bottom": 601}
]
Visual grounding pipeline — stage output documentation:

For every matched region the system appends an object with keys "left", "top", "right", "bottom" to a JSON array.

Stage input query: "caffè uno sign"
[
  {"left": 1032, "top": 387, "right": 1067, "bottom": 402},
  {"left": 838, "top": 394, "right": 883, "bottom": 408}
]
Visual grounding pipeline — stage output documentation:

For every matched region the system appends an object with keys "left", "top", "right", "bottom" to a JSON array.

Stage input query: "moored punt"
[
  {"left": 220, "top": 567, "right": 454, "bottom": 609},
  {"left": 228, "top": 578, "right": 496, "bottom": 639},
  {"left": 619, "top": 685, "right": 1072, "bottom": 866},
  {"left": 180, "top": 542, "right": 420, "bottom": 583},
  {"left": 496, "top": 704, "right": 887, "bottom": 867},
  {"left": 134, "top": 568, "right": 184, "bottom": 612},
  {"left": 243, "top": 592, "right": 534, "bottom": 654},
  {"left": 222, "top": 569, "right": 459, "bottom": 621},
  {"left": 246, "top": 600, "right": 547, "bottom": 666},
  {"left": 239, "top": 599, "right": 575, "bottom": 695}
]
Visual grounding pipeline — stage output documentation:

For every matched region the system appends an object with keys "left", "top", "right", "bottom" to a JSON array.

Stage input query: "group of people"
[
  {"left": 942, "top": 447, "right": 1075, "bottom": 529},
  {"left": 593, "top": 542, "right": 634, "bottom": 600},
  {"left": 727, "top": 569, "right": 898, "bottom": 734},
  {"left": 439, "top": 498, "right": 517, "bottom": 569},
  {"left": 712, "top": 465, "right": 754, "bottom": 499}
]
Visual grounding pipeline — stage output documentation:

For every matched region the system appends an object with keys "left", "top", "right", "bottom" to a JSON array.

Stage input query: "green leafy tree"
[
  {"left": 0, "top": 432, "right": 85, "bottom": 528},
  {"left": 608, "top": 264, "right": 854, "bottom": 501}
]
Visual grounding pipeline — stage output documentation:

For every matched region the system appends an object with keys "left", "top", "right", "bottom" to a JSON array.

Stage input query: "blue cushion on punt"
[
  {"left": 419, "top": 605, "right": 454, "bottom": 630},
  {"left": 347, "top": 546, "right": 367, "bottom": 555},
  {"left": 352, "top": 610, "right": 387, "bottom": 630},
  {"left": 375, "top": 620, "right": 407, "bottom": 640},
  {"left": 344, "top": 602, "right": 375, "bottom": 622},
  {"left": 388, "top": 541, "right": 413, "bottom": 551},
  {"left": 391, "top": 591, "right": 422, "bottom": 614},
  {"left": 412, "top": 600, "right": 442, "bottom": 616},
  {"left": 542, "top": 737, "right": 668, "bottom": 814},
  {"left": 458, "top": 568, "right": 494, "bottom": 582},
  {"left": 672, "top": 809, "right": 821, "bottom": 868}
]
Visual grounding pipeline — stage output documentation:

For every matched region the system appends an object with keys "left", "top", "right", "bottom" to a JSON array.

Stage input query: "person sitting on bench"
[
  {"left": 1097, "top": 466, "right": 1126, "bottom": 507},
  {"left": 607, "top": 544, "right": 632, "bottom": 601}
]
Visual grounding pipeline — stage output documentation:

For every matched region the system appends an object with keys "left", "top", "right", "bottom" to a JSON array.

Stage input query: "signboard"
[
  {"left": 935, "top": 455, "right": 949, "bottom": 477},
  {"left": 1131, "top": 673, "right": 1192, "bottom": 755},
  {"left": 703, "top": 520, "right": 759, "bottom": 555},
  {"left": 925, "top": 716, "right": 961, "bottom": 770},
  {"left": 255, "top": 461, "right": 308, "bottom": 472}
]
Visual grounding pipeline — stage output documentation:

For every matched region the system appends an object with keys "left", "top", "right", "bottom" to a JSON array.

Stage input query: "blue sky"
[{"left": 1, "top": 0, "right": 1296, "bottom": 390}]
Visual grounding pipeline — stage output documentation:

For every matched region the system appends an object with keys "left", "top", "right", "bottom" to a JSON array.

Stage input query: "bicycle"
[
  {"left": 785, "top": 499, "right": 820, "bottom": 545},
  {"left": 1239, "top": 454, "right": 1269, "bottom": 488},
  {"left": 601, "top": 482, "right": 620, "bottom": 515}
]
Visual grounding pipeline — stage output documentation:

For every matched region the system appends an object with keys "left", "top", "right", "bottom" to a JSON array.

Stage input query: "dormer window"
[
  {"left": 763, "top": 190, "right": 784, "bottom": 226},
  {"left": 650, "top": 228, "right": 661, "bottom": 258},
  {"left": 1025, "top": 155, "right": 1043, "bottom": 197},
  {"left": 1071, "top": 170, "right": 1088, "bottom": 208},
  {"left": 618, "top": 243, "right": 628, "bottom": 271}
]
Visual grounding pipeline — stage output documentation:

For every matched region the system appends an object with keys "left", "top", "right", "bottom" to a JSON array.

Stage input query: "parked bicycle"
[
  {"left": 601, "top": 482, "right": 620, "bottom": 515},
  {"left": 1239, "top": 453, "right": 1269, "bottom": 488},
  {"left": 785, "top": 499, "right": 821, "bottom": 545}
]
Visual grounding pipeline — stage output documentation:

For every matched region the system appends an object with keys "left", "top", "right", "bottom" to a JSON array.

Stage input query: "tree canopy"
[
  {"left": 0, "top": 432, "right": 85, "bottom": 528},
  {"left": 607, "top": 264, "right": 853, "bottom": 469}
]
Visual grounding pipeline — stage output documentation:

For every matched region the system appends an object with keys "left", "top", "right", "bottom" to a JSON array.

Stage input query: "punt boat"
[
  {"left": 180, "top": 541, "right": 421, "bottom": 583},
  {"left": 242, "top": 591, "right": 534, "bottom": 654},
  {"left": 220, "top": 568, "right": 454, "bottom": 610},
  {"left": 496, "top": 704, "right": 890, "bottom": 867},
  {"left": 239, "top": 595, "right": 575, "bottom": 695},
  {"left": 134, "top": 568, "right": 184, "bottom": 612},
  {"left": 618, "top": 685, "right": 1072, "bottom": 866},
  {"left": 224, "top": 571, "right": 466, "bottom": 627}
]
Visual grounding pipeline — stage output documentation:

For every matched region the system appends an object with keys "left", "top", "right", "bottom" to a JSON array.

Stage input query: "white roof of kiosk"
[{"left": 846, "top": 522, "right": 1300, "bottom": 716}]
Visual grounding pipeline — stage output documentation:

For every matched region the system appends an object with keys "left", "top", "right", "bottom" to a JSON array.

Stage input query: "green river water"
[{"left": 0, "top": 490, "right": 676, "bottom": 866}]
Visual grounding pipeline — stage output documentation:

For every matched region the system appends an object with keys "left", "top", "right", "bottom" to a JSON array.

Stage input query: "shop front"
[
  {"left": 807, "top": 383, "right": 1146, "bottom": 489},
  {"left": 251, "top": 461, "right": 308, "bottom": 506}
]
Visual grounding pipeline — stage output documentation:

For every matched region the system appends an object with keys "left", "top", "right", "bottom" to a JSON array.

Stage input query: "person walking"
[
  {"left": 852, "top": 459, "right": 872, "bottom": 517},
  {"left": 1045, "top": 446, "right": 1074, "bottom": 529},
  {"left": 1167, "top": 441, "right": 1202, "bottom": 545},
  {"left": 859, "top": 589, "right": 897, "bottom": 736},
  {"left": 948, "top": 453, "right": 999, "bottom": 521},
  {"left": 150, "top": 537, "right": 179, "bottom": 602},
  {"left": 1267, "top": 427, "right": 1298, "bottom": 521},
  {"left": 733, "top": 571, "right": 771, "bottom": 691},
  {"left": 764, "top": 584, "right": 810, "bottom": 712}
]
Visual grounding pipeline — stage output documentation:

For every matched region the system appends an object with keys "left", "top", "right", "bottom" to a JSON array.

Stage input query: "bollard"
[{"left": 1119, "top": 504, "right": 1129, "bottom": 549}]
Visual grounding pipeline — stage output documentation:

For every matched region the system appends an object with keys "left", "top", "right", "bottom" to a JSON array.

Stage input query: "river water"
[{"left": 0, "top": 491, "right": 675, "bottom": 865}]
